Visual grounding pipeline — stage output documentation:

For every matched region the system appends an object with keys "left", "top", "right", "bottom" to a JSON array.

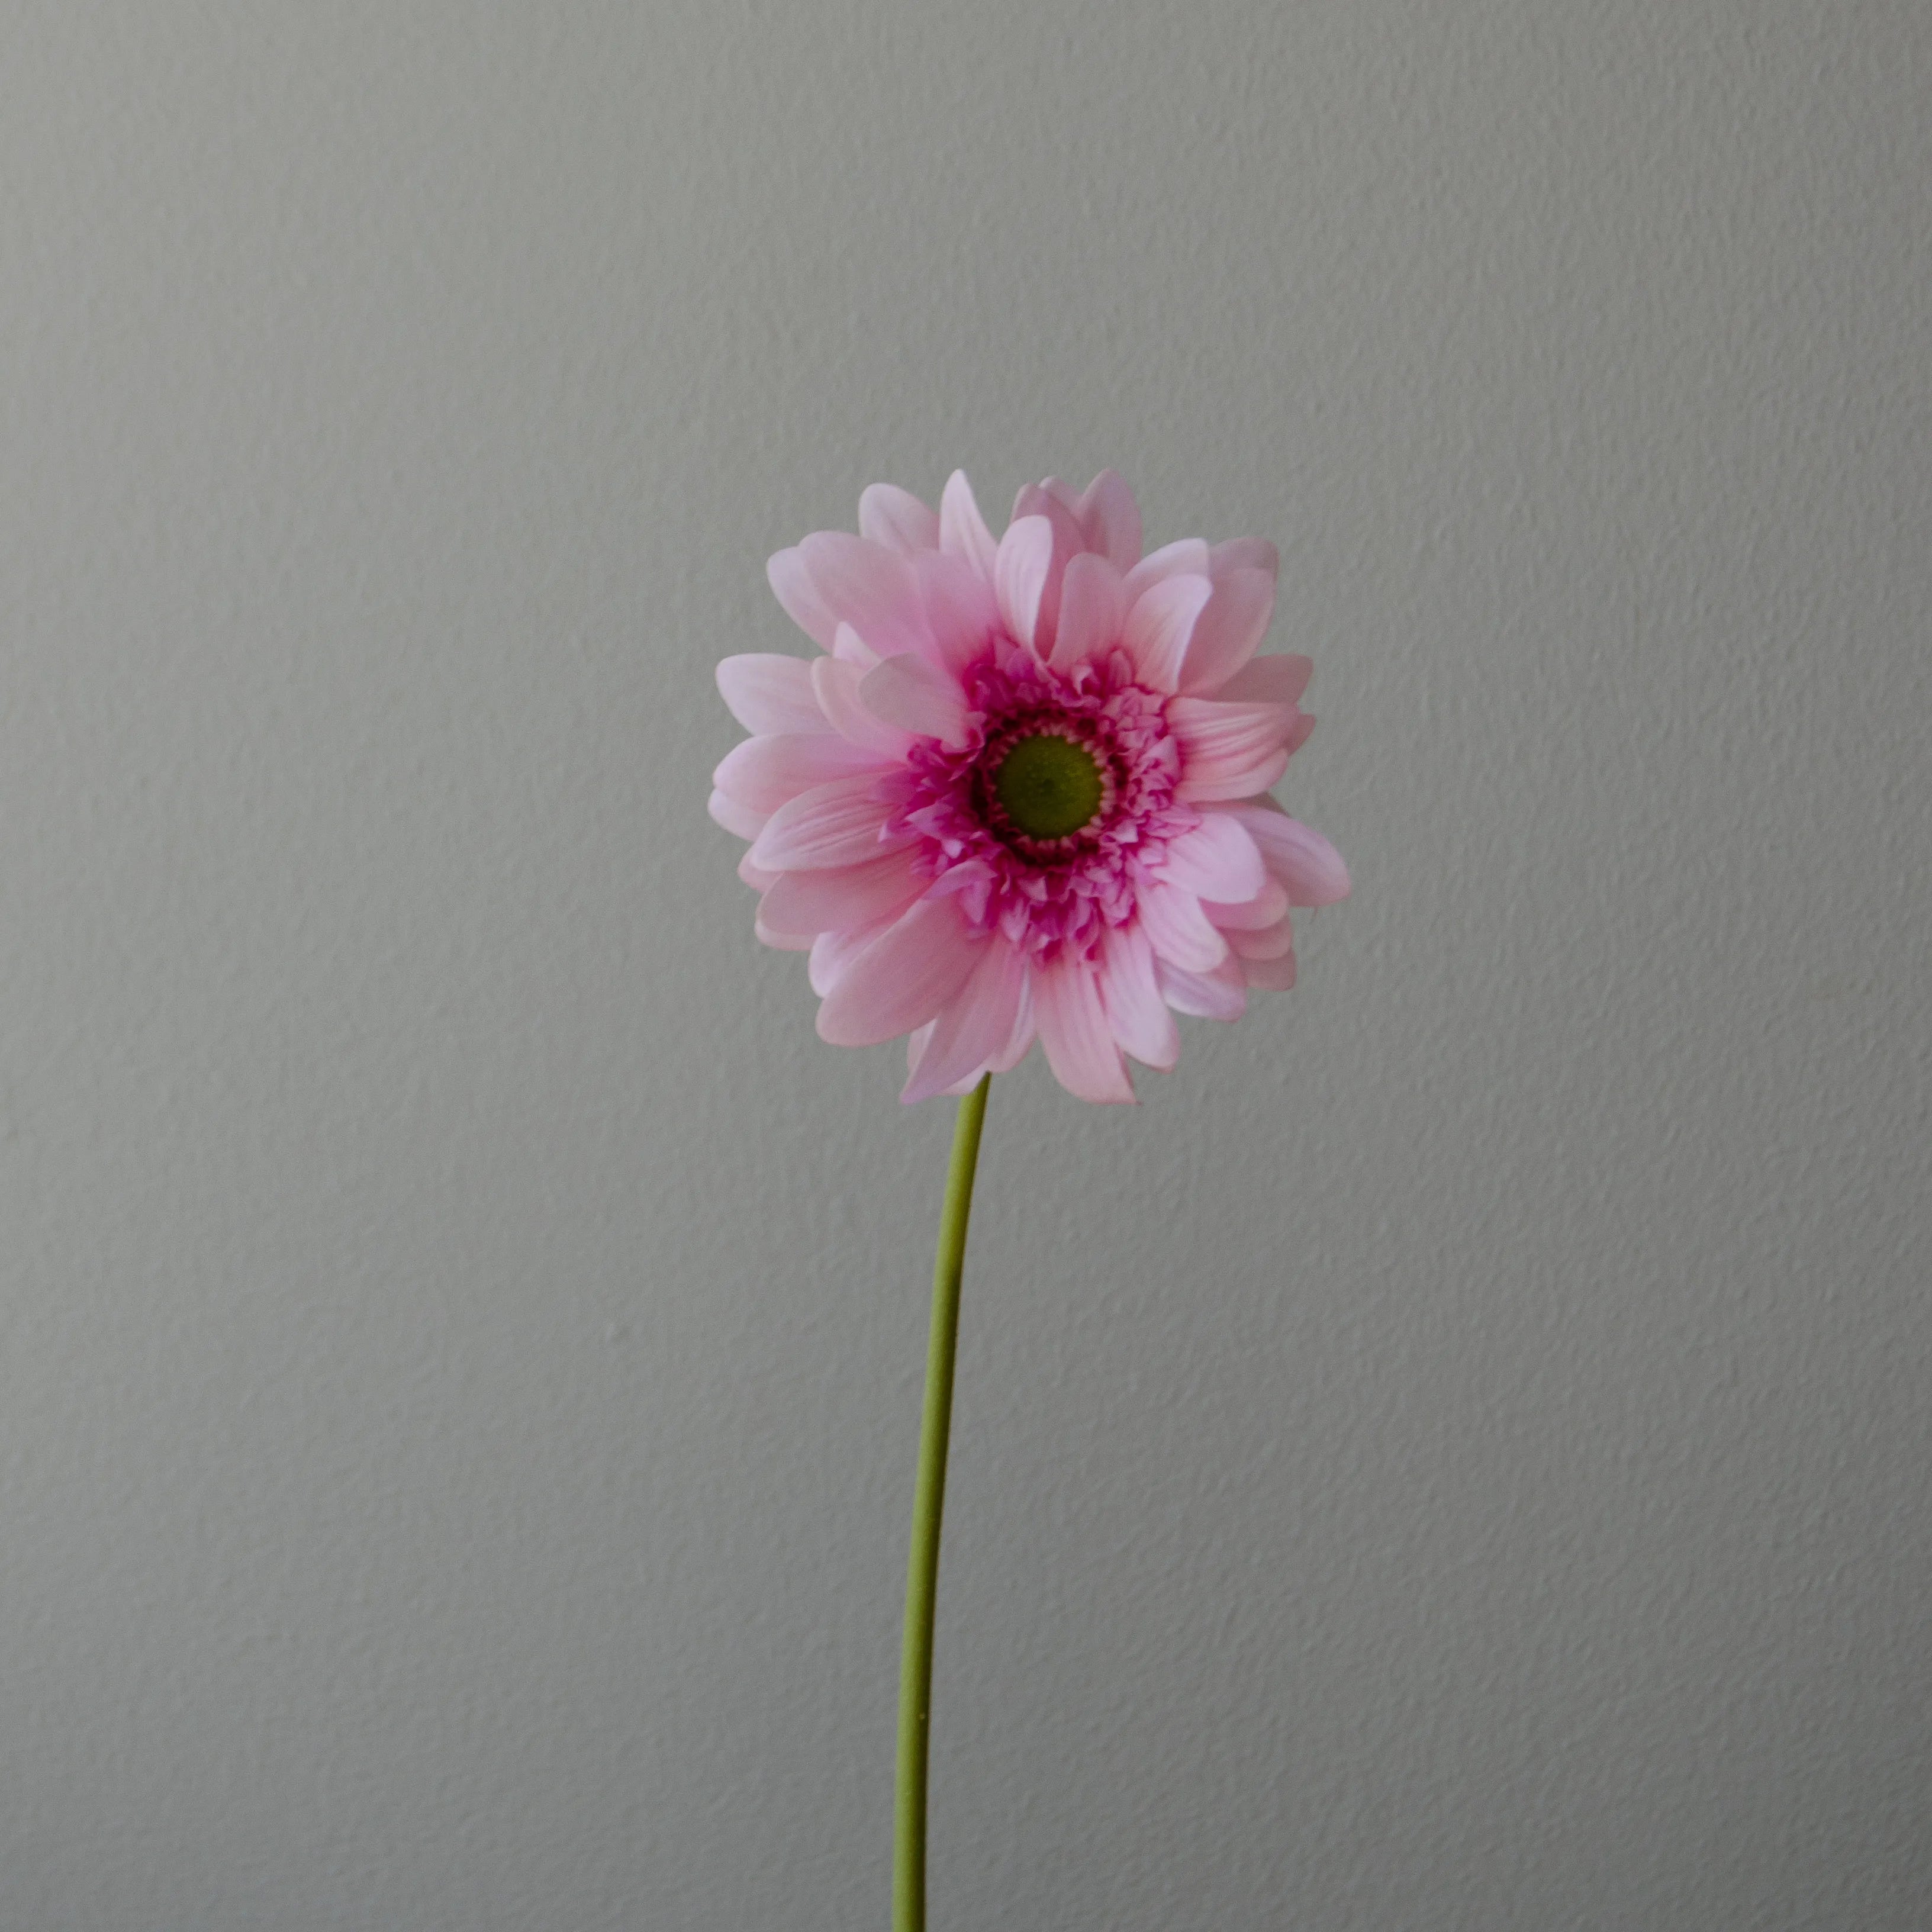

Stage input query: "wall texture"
[{"left": 3, "top": 3, "right": 1927, "bottom": 1927}]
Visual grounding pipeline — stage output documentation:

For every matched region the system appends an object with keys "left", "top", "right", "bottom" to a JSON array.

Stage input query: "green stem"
[{"left": 894, "top": 1073, "right": 991, "bottom": 1932}]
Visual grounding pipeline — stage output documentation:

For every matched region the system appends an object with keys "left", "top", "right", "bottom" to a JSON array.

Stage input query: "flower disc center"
[{"left": 990, "top": 732, "right": 1106, "bottom": 841}]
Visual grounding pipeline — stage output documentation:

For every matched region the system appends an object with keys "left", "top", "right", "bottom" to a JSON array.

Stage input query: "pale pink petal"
[
  {"left": 831, "top": 624, "right": 881, "bottom": 669},
  {"left": 915, "top": 550, "right": 1002, "bottom": 672},
  {"left": 901, "top": 939, "right": 1028, "bottom": 1103},
  {"left": 1009, "top": 485, "right": 1085, "bottom": 655},
  {"left": 905, "top": 1022, "right": 936, "bottom": 1077},
  {"left": 859, "top": 653, "right": 971, "bottom": 747},
  {"left": 1210, "top": 536, "right": 1278, "bottom": 581},
  {"left": 816, "top": 896, "right": 986, "bottom": 1047},
  {"left": 994, "top": 514, "right": 1055, "bottom": 653},
  {"left": 1286, "top": 712, "right": 1316, "bottom": 755},
  {"left": 708, "top": 787, "right": 768, "bottom": 840},
  {"left": 1155, "top": 953, "right": 1248, "bottom": 1022},
  {"left": 1239, "top": 947, "right": 1297, "bottom": 991},
  {"left": 767, "top": 548, "right": 839, "bottom": 648},
  {"left": 939, "top": 470, "right": 998, "bottom": 580},
  {"left": 754, "top": 916, "right": 816, "bottom": 952},
  {"left": 1136, "top": 878, "right": 1231, "bottom": 973},
  {"left": 809, "top": 923, "right": 887, "bottom": 996},
  {"left": 1154, "top": 813, "right": 1267, "bottom": 903},
  {"left": 1033, "top": 956, "right": 1135, "bottom": 1103},
  {"left": 1078, "top": 470, "right": 1142, "bottom": 571},
  {"left": 1223, "top": 805, "right": 1351, "bottom": 905},
  {"left": 986, "top": 975, "right": 1036, "bottom": 1072},
  {"left": 858, "top": 483, "right": 940, "bottom": 554},
  {"left": 1123, "top": 538, "right": 1210, "bottom": 602},
  {"left": 812, "top": 652, "right": 916, "bottom": 756},
  {"left": 761, "top": 852, "right": 925, "bottom": 939},
  {"left": 1212, "top": 654, "right": 1313, "bottom": 707},
  {"left": 738, "top": 850, "right": 784, "bottom": 891},
  {"left": 1097, "top": 923, "right": 1180, "bottom": 1072},
  {"left": 1049, "top": 551, "right": 1129, "bottom": 672},
  {"left": 1120, "top": 574, "right": 1213, "bottom": 693},
  {"left": 1200, "top": 876, "right": 1290, "bottom": 930},
  {"left": 1226, "top": 914, "right": 1296, "bottom": 961},
  {"left": 798, "top": 533, "right": 930, "bottom": 659},
  {"left": 1169, "top": 696, "right": 1297, "bottom": 803},
  {"left": 749, "top": 773, "right": 909, "bottom": 871},
  {"left": 716, "top": 653, "right": 829, "bottom": 736},
  {"left": 711, "top": 732, "right": 887, "bottom": 815},
  {"left": 1178, "top": 567, "right": 1276, "bottom": 694}
]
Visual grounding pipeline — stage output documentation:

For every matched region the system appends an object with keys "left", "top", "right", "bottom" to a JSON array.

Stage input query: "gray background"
[{"left": 4, "top": 2, "right": 1927, "bottom": 1927}]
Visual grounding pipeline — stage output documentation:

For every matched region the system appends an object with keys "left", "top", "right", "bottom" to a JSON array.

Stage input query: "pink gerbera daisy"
[{"left": 710, "top": 471, "right": 1350, "bottom": 1103}]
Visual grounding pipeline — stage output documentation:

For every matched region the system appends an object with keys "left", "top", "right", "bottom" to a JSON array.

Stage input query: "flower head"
[{"left": 711, "top": 471, "right": 1349, "bottom": 1103}]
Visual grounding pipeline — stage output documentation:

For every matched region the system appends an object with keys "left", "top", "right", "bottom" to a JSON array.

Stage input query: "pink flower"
[{"left": 711, "top": 471, "right": 1350, "bottom": 1103}]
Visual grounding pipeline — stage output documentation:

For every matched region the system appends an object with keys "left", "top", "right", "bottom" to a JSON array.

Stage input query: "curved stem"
[{"left": 894, "top": 1073, "right": 991, "bottom": 1932}]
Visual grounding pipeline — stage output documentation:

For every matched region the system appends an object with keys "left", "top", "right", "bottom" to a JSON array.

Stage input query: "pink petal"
[
  {"left": 939, "top": 470, "right": 998, "bottom": 580},
  {"left": 1226, "top": 913, "right": 1296, "bottom": 961},
  {"left": 711, "top": 732, "right": 886, "bottom": 816},
  {"left": 1078, "top": 470, "right": 1142, "bottom": 571},
  {"left": 1200, "top": 876, "right": 1290, "bottom": 930},
  {"left": 1097, "top": 924, "right": 1179, "bottom": 1072},
  {"left": 1170, "top": 697, "right": 1297, "bottom": 803},
  {"left": 858, "top": 483, "right": 939, "bottom": 554},
  {"left": 738, "top": 850, "right": 783, "bottom": 891},
  {"left": 915, "top": 550, "right": 1002, "bottom": 672},
  {"left": 1121, "top": 575, "right": 1214, "bottom": 693},
  {"left": 994, "top": 514, "right": 1055, "bottom": 653},
  {"left": 767, "top": 548, "right": 839, "bottom": 648},
  {"left": 716, "top": 653, "right": 829, "bottom": 736},
  {"left": 1286, "top": 711, "right": 1316, "bottom": 756},
  {"left": 758, "top": 848, "right": 926, "bottom": 938},
  {"left": 1223, "top": 806, "right": 1351, "bottom": 905},
  {"left": 1178, "top": 567, "right": 1276, "bottom": 694},
  {"left": 809, "top": 922, "right": 886, "bottom": 996},
  {"left": 1135, "top": 878, "right": 1231, "bottom": 973},
  {"left": 901, "top": 939, "right": 1028, "bottom": 1103},
  {"left": 754, "top": 916, "right": 815, "bottom": 952},
  {"left": 859, "top": 653, "right": 970, "bottom": 747},
  {"left": 708, "top": 787, "right": 768, "bottom": 841},
  {"left": 1155, "top": 954, "right": 1248, "bottom": 1022},
  {"left": 1210, "top": 537, "right": 1278, "bottom": 581},
  {"left": 831, "top": 622, "right": 882, "bottom": 671},
  {"left": 1033, "top": 476, "right": 1083, "bottom": 514},
  {"left": 816, "top": 896, "right": 986, "bottom": 1047},
  {"left": 1212, "top": 654, "right": 1313, "bottom": 707},
  {"left": 905, "top": 1022, "right": 936, "bottom": 1076},
  {"left": 1009, "top": 486, "right": 1086, "bottom": 656},
  {"left": 798, "top": 533, "right": 930, "bottom": 659},
  {"left": 1033, "top": 956, "right": 1135, "bottom": 1103},
  {"left": 1123, "top": 538, "right": 1209, "bottom": 601},
  {"left": 1239, "top": 948, "right": 1298, "bottom": 991},
  {"left": 812, "top": 654, "right": 916, "bottom": 756},
  {"left": 749, "top": 773, "right": 908, "bottom": 871},
  {"left": 1049, "top": 551, "right": 1129, "bottom": 671},
  {"left": 987, "top": 973, "right": 1036, "bottom": 1073},
  {"left": 1155, "top": 813, "right": 1266, "bottom": 903}
]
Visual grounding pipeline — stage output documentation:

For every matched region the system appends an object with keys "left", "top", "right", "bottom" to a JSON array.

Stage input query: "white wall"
[{"left": 3, "top": 4, "right": 1927, "bottom": 1926}]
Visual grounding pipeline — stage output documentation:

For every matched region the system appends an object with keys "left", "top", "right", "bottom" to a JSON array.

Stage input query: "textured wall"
[{"left": 3, "top": 3, "right": 1927, "bottom": 1927}]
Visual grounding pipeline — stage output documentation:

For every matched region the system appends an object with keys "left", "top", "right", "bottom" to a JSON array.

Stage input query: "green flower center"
[{"left": 990, "top": 732, "right": 1106, "bottom": 841}]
